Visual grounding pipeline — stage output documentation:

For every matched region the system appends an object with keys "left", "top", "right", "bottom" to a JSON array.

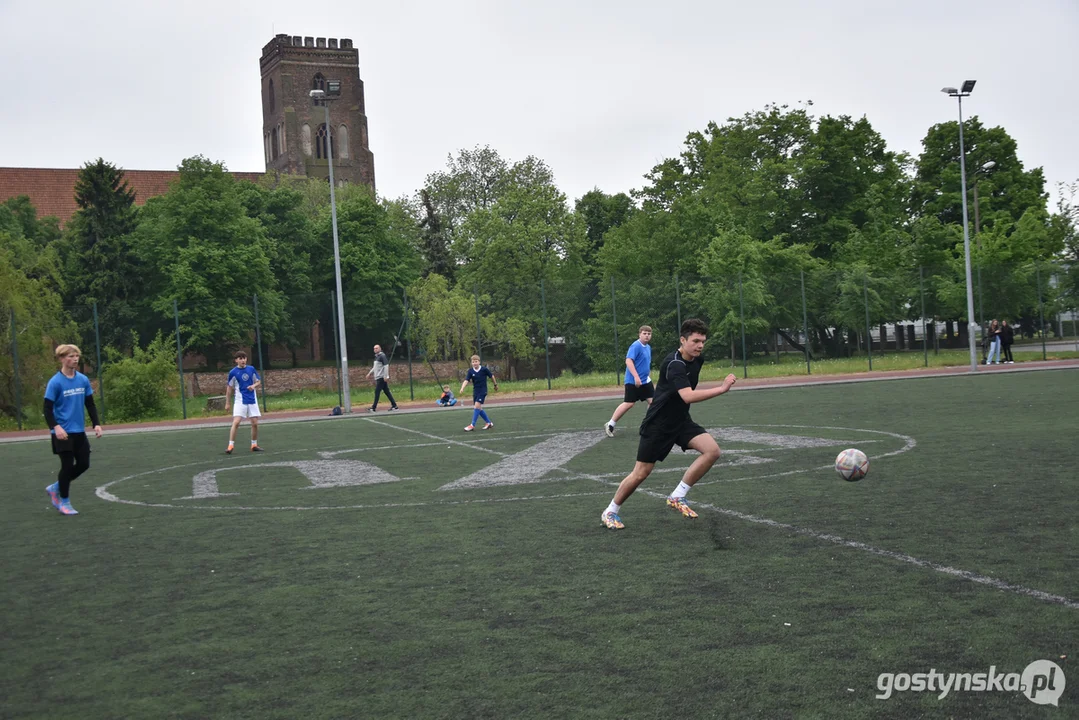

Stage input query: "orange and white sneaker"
[
  {"left": 600, "top": 511, "right": 625, "bottom": 530},
  {"left": 226, "top": 444, "right": 234, "bottom": 455},
  {"left": 666, "top": 496, "right": 698, "bottom": 518},
  {"left": 464, "top": 424, "right": 475, "bottom": 432},
  {"left": 483, "top": 422, "right": 494, "bottom": 430},
  {"left": 251, "top": 444, "right": 263, "bottom": 452}
]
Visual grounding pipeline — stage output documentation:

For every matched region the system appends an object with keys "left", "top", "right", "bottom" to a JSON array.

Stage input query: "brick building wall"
[{"left": 0, "top": 167, "right": 264, "bottom": 226}]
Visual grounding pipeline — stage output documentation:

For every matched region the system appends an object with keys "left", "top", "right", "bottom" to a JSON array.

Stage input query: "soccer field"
[{"left": 3, "top": 370, "right": 1077, "bottom": 719}]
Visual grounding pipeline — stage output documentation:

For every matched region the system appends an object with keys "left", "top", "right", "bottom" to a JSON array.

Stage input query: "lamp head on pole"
[{"left": 943, "top": 80, "right": 977, "bottom": 98}]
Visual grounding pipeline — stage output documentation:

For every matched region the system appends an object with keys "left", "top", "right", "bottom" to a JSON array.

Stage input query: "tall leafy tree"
[
  {"left": 0, "top": 199, "right": 75, "bottom": 421},
  {"left": 133, "top": 157, "right": 285, "bottom": 368},
  {"left": 312, "top": 190, "right": 423, "bottom": 355},
  {"left": 61, "top": 159, "right": 142, "bottom": 351},
  {"left": 912, "top": 118, "right": 1048, "bottom": 231}
]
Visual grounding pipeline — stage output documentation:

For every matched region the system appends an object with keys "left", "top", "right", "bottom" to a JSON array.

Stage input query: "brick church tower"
[{"left": 259, "top": 34, "right": 375, "bottom": 189}]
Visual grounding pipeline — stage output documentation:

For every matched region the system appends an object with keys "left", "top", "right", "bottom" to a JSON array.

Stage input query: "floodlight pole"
[
  {"left": 945, "top": 84, "right": 979, "bottom": 372},
  {"left": 313, "top": 87, "right": 351, "bottom": 412}
]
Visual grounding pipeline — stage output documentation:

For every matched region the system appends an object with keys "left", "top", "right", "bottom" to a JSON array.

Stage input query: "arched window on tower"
[
  {"left": 312, "top": 73, "right": 326, "bottom": 91},
  {"left": 268, "top": 79, "right": 275, "bottom": 112},
  {"left": 271, "top": 127, "right": 280, "bottom": 160},
  {"left": 338, "top": 125, "right": 349, "bottom": 160},
  {"left": 315, "top": 123, "right": 334, "bottom": 160},
  {"left": 301, "top": 124, "right": 313, "bottom": 157}
]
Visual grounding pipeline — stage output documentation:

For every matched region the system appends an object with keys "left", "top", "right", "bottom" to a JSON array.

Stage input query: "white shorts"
[{"left": 233, "top": 401, "right": 261, "bottom": 419}]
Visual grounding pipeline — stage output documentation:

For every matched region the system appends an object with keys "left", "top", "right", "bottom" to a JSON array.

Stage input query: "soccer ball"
[{"left": 835, "top": 448, "right": 869, "bottom": 482}]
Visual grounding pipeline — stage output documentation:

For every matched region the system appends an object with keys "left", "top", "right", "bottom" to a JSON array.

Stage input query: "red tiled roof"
[{"left": 0, "top": 167, "right": 265, "bottom": 226}]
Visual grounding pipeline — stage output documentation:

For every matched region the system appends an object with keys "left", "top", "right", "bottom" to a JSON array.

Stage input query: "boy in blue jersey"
[
  {"left": 43, "top": 344, "right": 103, "bottom": 515},
  {"left": 601, "top": 319, "right": 737, "bottom": 530},
  {"left": 459, "top": 355, "right": 498, "bottom": 431},
  {"left": 225, "top": 351, "right": 263, "bottom": 454},
  {"left": 605, "top": 325, "right": 653, "bottom": 437}
]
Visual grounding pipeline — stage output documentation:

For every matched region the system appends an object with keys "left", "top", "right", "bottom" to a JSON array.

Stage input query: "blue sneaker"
[
  {"left": 46, "top": 483, "right": 60, "bottom": 509},
  {"left": 58, "top": 500, "right": 79, "bottom": 516}
]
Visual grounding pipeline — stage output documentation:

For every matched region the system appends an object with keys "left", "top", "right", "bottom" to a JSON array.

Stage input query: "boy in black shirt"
[{"left": 600, "top": 318, "right": 736, "bottom": 530}]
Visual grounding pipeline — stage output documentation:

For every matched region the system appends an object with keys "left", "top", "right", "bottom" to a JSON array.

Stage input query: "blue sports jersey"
[
  {"left": 44, "top": 371, "right": 93, "bottom": 434},
  {"left": 466, "top": 366, "right": 493, "bottom": 396},
  {"left": 624, "top": 339, "right": 652, "bottom": 385},
  {"left": 228, "top": 366, "right": 260, "bottom": 405}
]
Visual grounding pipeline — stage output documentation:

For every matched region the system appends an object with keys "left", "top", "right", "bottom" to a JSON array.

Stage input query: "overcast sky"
[{"left": 2, "top": 0, "right": 1076, "bottom": 208}]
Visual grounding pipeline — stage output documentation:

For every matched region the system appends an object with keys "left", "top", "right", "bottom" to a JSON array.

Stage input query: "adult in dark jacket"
[{"left": 1000, "top": 320, "right": 1015, "bottom": 364}]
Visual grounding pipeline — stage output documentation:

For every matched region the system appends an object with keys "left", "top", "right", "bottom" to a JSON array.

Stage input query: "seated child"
[{"left": 436, "top": 386, "right": 457, "bottom": 407}]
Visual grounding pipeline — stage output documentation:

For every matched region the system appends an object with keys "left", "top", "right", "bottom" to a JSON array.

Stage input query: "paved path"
[{"left": 3, "top": 358, "right": 1077, "bottom": 444}]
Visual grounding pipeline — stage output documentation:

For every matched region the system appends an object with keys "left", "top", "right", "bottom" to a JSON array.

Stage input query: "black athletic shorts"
[
  {"left": 623, "top": 382, "right": 655, "bottom": 403},
  {"left": 636, "top": 419, "right": 708, "bottom": 464},
  {"left": 51, "top": 431, "right": 91, "bottom": 456}
]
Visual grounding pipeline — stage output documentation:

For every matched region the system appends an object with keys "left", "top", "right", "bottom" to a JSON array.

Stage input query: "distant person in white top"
[
  {"left": 366, "top": 344, "right": 399, "bottom": 412},
  {"left": 225, "top": 351, "right": 263, "bottom": 454},
  {"left": 605, "top": 325, "right": 654, "bottom": 437}
]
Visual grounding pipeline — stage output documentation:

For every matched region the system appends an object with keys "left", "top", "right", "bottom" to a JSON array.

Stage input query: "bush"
[{"left": 101, "top": 333, "right": 178, "bottom": 422}]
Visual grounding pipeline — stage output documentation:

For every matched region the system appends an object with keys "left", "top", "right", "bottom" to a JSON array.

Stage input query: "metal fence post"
[
  {"left": 541, "top": 279, "right": 552, "bottom": 390},
  {"left": 254, "top": 294, "right": 267, "bottom": 412},
  {"left": 863, "top": 273, "right": 873, "bottom": 371},
  {"left": 474, "top": 286, "right": 483, "bottom": 364},
  {"left": 10, "top": 308, "right": 22, "bottom": 430},
  {"left": 1036, "top": 264, "right": 1047, "bottom": 361},
  {"left": 404, "top": 289, "right": 414, "bottom": 401},
  {"left": 92, "top": 301, "right": 105, "bottom": 423},
  {"left": 919, "top": 267, "right": 928, "bottom": 368},
  {"left": 738, "top": 273, "right": 747, "bottom": 379},
  {"left": 611, "top": 276, "right": 620, "bottom": 385},
  {"left": 173, "top": 299, "right": 187, "bottom": 419},
  {"left": 674, "top": 272, "right": 682, "bottom": 333},
  {"left": 800, "top": 270, "right": 810, "bottom": 375}
]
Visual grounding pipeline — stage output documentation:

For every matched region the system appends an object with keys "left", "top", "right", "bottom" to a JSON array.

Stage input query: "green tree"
[
  {"left": 60, "top": 159, "right": 143, "bottom": 352},
  {"left": 0, "top": 199, "right": 76, "bottom": 423},
  {"left": 912, "top": 118, "right": 1048, "bottom": 231},
  {"left": 312, "top": 190, "right": 423, "bottom": 354},
  {"left": 133, "top": 157, "right": 285, "bottom": 368}
]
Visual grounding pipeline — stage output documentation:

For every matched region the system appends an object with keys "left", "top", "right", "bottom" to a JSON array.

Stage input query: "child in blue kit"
[{"left": 460, "top": 355, "right": 498, "bottom": 431}]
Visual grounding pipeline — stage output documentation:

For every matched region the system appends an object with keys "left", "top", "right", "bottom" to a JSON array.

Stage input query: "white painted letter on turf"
[
  {"left": 437, "top": 432, "right": 605, "bottom": 491},
  {"left": 183, "top": 460, "right": 402, "bottom": 499}
]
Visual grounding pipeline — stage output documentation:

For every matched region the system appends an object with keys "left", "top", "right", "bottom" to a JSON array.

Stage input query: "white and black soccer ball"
[{"left": 835, "top": 448, "right": 869, "bottom": 482}]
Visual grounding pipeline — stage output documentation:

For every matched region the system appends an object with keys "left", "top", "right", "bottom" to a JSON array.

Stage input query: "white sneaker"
[{"left": 604, "top": 422, "right": 615, "bottom": 438}]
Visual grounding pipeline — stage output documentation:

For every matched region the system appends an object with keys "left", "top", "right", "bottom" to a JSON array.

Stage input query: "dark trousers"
[
  {"left": 1002, "top": 343, "right": 1014, "bottom": 362},
  {"left": 372, "top": 379, "right": 396, "bottom": 410},
  {"left": 55, "top": 433, "right": 91, "bottom": 499}
]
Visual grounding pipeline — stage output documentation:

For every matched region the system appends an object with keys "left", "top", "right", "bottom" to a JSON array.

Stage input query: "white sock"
[
  {"left": 605, "top": 500, "right": 621, "bottom": 516},
  {"left": 670, "top": 481, "right": 692, "bottom": 500},
  {"left": 251, "top": 440, "right": 258, "bottom": 446},
  {"left": 228, "top": 440, "right": 235, "bottom": 447},
  {"left": 607, "top": 418, "right": 616, "bottom": 426}
]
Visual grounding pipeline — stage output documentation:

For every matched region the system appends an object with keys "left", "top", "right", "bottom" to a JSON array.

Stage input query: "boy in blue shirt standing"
[
  {"left": 43, "top": 344, "right": 103, "bottom": 515},
  {"left": 460, "top": 355, "right": 498, "bottom": 432},
  {"left": 225, "top": 351, "right": 263, "bottom": 454},
  {"left": 605, "top": 325, "right": 653, "bottom": 437}
]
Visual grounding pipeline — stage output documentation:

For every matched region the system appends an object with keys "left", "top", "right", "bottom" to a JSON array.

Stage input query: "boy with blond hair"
[
  {"left": 460, "top": 355, "right": 498, "bottom": 431},
  {"left": 44, "top": 344, "right": 103, "bottom": 515}
]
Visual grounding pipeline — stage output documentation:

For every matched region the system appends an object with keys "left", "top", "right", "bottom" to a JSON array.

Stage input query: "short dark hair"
[
  {"left": 680, "top": 318, "right": 708, "bottom": 339},
  {"left": 234, "top": 351, "right": 248, "bottom": 359}
]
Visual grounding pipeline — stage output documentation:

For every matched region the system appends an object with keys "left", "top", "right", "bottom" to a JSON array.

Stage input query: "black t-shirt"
[{"left": 639, "top": 349, "right": 703, "bottom": 434}]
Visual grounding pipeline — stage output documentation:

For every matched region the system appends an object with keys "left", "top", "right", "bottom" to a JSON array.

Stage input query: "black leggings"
[
  {"left": 1002, "top": 344, "right": 1014, "bottom": 362},
  {"left": 372, "top": 379, "right": 396, "bottom": 409},
  {"left": 56, "top": 435, "right": 91, "bottom": 499}
]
